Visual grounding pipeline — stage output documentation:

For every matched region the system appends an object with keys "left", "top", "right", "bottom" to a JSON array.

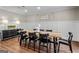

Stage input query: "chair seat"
[
  {"left": 59, "top": 39, "right": 69, "bottom": 45},
  {"left": 49, "top": 40, "right": 54, "bottom": 43},
  {"left": 41, "top": 39, "right": 52, "bottom": 43}
]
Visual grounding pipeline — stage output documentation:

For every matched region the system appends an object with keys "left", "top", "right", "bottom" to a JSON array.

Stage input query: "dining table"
[{"left": 26, "top": 30, "right": 62, "bottom": 53}]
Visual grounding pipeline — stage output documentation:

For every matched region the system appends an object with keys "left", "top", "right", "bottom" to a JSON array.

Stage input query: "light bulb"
[
  {"left": 16, "top": 20, "right": 20, "bottom": 24},
  {"left": 2, "top": 19, "right": 8, "bottom": 24}
]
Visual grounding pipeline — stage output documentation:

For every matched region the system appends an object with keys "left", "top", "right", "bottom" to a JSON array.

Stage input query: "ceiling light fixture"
[
  {"left": 16, "top": 20, "right": 20, "bottom": 24},
  {"left": 2, "top": 16, "right": 8, "bottom": 24},
  {"left": 2, "top": 19, "right": 8, "bottom": 24},
  {"left": 37, "top": 7, "right": 41, "bottom": 10}
]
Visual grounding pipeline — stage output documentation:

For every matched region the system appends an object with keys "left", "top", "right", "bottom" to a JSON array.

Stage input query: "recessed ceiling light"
[
  {"left": 2, "top": 19, "right": 8, "bottom": 24},
  {"left": 16, "top": 20, "right": 20, "bottom": 24},
  {"left": 37, "top": 7, "right": 40, "bottom": 10},
  {"left": 1, "top": 16, "right": 8, "bottom": 24},
  {"left": 25, "top": 9, "right": 28, "bottom": 12}
]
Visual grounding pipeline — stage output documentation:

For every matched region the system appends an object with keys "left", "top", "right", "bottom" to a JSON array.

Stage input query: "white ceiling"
[{"left": 0, "top": 6, "right": 76, "bottom": 16}]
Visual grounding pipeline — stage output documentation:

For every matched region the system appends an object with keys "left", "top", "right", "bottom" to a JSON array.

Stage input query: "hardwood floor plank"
[{"left": 0, "top": 37, "right": 79, "bottom": 53}]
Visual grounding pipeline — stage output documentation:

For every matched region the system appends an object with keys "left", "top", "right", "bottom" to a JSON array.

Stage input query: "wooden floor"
[{"left": 0, "top": 37, "right": 79, "bottom": 53}]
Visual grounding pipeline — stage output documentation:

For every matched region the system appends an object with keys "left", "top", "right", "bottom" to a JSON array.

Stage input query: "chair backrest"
[
  {"left": 39, "top": 33, "right": 49, "bottom": 42},
  {"left": 40, "top": 29, "right": 45, "bottom": 31},
  {"left": 28, "top": 32, "right": 37, "bottom": 40},
  {"left": 68, "top": 32, "right": 73, "bottom": 42},
  {"left": 20, "top": 31, "right": 27, "bottom": 39},
  {"left": 20, "top": 31, "right": 26, "bottom": 35},
  {"left": 33, "top": 29, "right": 37, "bottom": 31},
  {"left": 46, "top": 29, "right": 52, "bottom": 32}
]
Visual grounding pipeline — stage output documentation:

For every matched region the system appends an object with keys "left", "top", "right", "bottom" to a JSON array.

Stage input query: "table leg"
[{"left": 53, "top": 37, "right": 57, "bottom": 53}]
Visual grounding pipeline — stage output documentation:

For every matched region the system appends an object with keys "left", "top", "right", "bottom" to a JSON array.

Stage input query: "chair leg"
[
  {"left": 24, "top": 39, "right": 27, "bottom": 47},
  {"left": 49, "top": 43, "right": 51, "bottom": 52},
  {"left": 43, "top": 43, "right": 44, "bottom": 48},
  {"left": 20, "top": 39, "right": 22, "bottom": 46},
  {"left": 47, "top": 43, "right": 48, "bottom": 53},
  {"left": 28, "top": 40, "right": 31, "bottom": 48},
  {"left": 38, "top": 42, "right": 41, "bottom": 53},
  {"left": 58, "top": 43, "right": 60, "bottom": 53},
  {"left": 69, "top": 44, "right": 73, "bottom": 53},
  {"left": 33, "top": 40, "right": 36, "bottom": 51},
  {"left": 43, "top": 43, "right": 44, "bottom": 46}
]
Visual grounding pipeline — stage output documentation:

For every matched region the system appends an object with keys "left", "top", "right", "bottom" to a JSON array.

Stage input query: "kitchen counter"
[{"left": 0, "top": 29, "right": 18, "bottom": 40}]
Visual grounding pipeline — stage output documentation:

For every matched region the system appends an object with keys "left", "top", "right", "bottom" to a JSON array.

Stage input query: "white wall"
[
  {"left": 0, "top": 8, "right": 27, "bottom": 24},
  {"left": 17, "top": 8, "right": 79, "bottom": 41},
  {"left": 0, "top": 8, "right": 27, "bottom": 30}
]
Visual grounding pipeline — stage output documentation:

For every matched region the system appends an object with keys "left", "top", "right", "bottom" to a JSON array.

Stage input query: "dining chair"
[
  {"left": 58, "top": 32, "right": 73, "bottom": 53},
  {"left": 38, "top": 33, "right": 52, "bottom": 53},
  {"left": 19, "top": 31, "right": 28, "bottom": 47},
  {"left": 28, "top": 32, "right": 38, "bottom": 51}
]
